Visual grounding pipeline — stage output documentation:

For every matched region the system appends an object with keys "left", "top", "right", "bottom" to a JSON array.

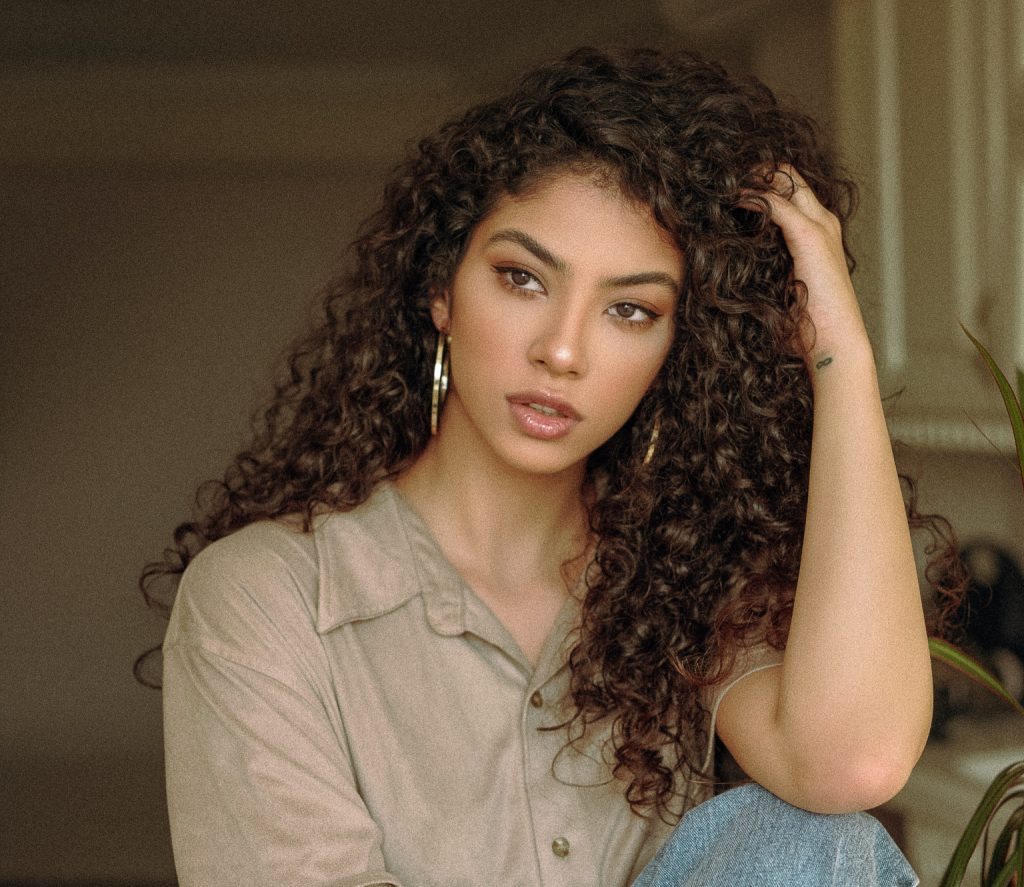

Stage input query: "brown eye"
[
  {"left": 607, "top": 302, "right": 658, "bottom": 326},
  {"left": 495, "top": 266, "right": 544, "bottom": 293}
]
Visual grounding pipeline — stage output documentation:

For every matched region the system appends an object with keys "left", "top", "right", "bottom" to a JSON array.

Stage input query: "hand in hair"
[{"left": 743, "top": 163, "right": 869, "bottom": 373}]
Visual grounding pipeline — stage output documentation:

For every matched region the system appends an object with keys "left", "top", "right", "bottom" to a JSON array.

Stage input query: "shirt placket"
[{"left": 522, "top": 660, "right": 597, "bottom": 887}]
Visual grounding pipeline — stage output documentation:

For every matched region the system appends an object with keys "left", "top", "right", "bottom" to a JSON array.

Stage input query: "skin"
[
  {"left": 397, "top": 168, "right": 933, "bottom": 814},
  {"left": 397, "top": 174, "right": 682, "bottom": 664},
  {"left": 716, "top": 165, "right": 933, "bottom": 813}
]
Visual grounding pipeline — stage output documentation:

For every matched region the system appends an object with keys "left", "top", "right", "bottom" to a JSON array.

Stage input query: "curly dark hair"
[{"left": 140, "top": 46, "right": 963, "bottom": 818}]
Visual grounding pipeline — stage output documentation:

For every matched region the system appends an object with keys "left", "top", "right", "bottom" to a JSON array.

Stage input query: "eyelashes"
[
  {"left": 495, "top": 266, "right": 545, "bottom": 294},
  {"left": 492, "top": 266, "right": 662, "bottom": 329},
  {"left": 606, "top": 302, "right": 659, "bottom": 327}
]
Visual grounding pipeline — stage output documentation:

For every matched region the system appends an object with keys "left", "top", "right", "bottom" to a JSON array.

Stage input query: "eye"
[
  {"left": 607, "top": 301, "right": 659, "bottom": 327},
  {"left": 494, "top": 266, "right": 545, "bottom": 294}
]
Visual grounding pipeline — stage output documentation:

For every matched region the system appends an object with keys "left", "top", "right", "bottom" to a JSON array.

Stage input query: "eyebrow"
[
  {"left": 484, "top": 228, "right": 680, "bottom": 295},
  {"left": 485, "top": 229, "right": 568, "bottom": 273},
  {"left": 603, "top": 270, "right": 681, "bottom": 293}
]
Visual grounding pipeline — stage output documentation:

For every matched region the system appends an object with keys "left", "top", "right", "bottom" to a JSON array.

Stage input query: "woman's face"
[{"left": 432, "top": 173, "right": 682, "bottom": 477}]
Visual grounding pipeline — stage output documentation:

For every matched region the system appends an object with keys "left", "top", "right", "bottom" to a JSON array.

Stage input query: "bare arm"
[{"left": 715, "top": 166, "right": 932, "bottom": 814}]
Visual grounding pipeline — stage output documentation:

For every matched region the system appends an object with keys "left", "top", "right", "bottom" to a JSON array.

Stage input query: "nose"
[{"left": 527, "top": 301, "right": 589, "bottom": 378}]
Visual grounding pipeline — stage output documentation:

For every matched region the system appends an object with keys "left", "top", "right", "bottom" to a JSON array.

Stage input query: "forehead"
[{"left": 470, "top": 173, "right": 682, "bottom": 274}]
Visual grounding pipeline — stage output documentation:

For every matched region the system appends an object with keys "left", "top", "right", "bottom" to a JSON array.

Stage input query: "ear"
[{"left": 429, "top": 289, "right": 451, "bottom": 333}]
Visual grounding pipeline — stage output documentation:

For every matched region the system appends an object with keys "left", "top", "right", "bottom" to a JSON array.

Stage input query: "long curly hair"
[{"left": 140, "top": 46, "right": 963, "bottom": 818}]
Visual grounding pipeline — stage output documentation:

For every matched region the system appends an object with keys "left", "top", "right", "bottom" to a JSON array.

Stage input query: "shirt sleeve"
[
  {"left": 700, "top": 642, "right": 785, "bottom": 773},
  {"left": 162, "top": 537, "right": 406, "bottom": 887}
]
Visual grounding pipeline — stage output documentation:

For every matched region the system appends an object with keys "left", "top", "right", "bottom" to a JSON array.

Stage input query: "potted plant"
[{"left": 928, "top": 326, "right": 1024, "bottom": 886}]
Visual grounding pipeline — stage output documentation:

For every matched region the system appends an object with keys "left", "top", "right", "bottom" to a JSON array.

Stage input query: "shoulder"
[
  {"left": 182, "top": 519, "right": 318, "bottom": 596},
  {"left": 165, "top": 520, "right": 321, "bottom": 657},
  {"left": 165, "top": 484, "right": 422, "bottom": 655}
]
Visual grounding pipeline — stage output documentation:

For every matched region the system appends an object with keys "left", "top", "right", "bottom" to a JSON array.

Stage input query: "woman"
[{"left": 144, "top": 46, "right": 955, "bottom": 886}]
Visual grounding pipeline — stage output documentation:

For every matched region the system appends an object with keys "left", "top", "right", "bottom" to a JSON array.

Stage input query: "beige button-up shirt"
[{"left": 163, "top": 483, "right": 780, "bottom": 887}]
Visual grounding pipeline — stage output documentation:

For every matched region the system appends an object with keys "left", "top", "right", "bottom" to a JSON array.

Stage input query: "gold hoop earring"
[
  {"left": 430, "top": 331, "right": 450, "bottom": 436},
  {"left": 642, "top": 414, "right": 661, "bottom": 466}
]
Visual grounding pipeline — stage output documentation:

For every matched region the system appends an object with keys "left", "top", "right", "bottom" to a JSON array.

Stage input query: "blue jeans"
[{"left": 633, "top": 783, "right": 919, "bottom": 886}]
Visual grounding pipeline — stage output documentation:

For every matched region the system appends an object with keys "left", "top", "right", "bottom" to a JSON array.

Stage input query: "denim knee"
[{"left": 632, "top": 783, "right": 918, "bottom": 887}]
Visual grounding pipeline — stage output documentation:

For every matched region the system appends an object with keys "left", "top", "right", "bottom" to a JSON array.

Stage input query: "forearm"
[
  {"left": 776, "top": 334, "right": 932, "bottom": 795},
  {"left": 719, "top": 166, "right": 933, "bottom": 811}
]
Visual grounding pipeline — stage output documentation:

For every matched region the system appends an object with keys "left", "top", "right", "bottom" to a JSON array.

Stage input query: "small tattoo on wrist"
[{"left": 815, "top": 356, "right": 834, "bottom": 370}]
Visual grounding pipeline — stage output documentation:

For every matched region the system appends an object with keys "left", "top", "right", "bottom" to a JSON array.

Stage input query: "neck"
[{"left": 393, "top": 426, "right": 591, "bottom": 597}]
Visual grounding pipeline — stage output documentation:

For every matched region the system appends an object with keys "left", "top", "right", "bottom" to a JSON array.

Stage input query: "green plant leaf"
[
  {"left": 961, "top": 323, "right": 1024, "bottom": 490},
  {"left": 938, "top": 762, "right": 1024, "bottom": 886},
  {"left": 1017, "top": 366, "right": 1023, "bottom": 404},
  {"left": 984, "top": 800, "right": 1024, "bottom": 886},
  {"left": 985, "top": 840, "right": 1021, "bottom": 887},
  {"left": 929, "top": 638, "right": 1024, "bottom": 716},
  {"left": 1018, "top": 829, "right": 1024, "bottom": 887}
]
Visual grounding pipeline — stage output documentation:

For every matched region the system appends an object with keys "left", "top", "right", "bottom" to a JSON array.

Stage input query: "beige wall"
[{"left": 1, "top": 168, "right": 384, "bottom": 882}]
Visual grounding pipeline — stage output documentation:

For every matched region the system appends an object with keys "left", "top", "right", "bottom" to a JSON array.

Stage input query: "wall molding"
[
  {"left": 887, "top": 415, "right": 1015, "bottom": 453},
  {"left": 872, "top": 0, "right": 908, "bottom": 372}
]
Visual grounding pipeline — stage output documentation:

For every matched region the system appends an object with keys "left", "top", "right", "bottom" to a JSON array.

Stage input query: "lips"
[
  {"left": 506, "top": 391, "right": 581, "bottom": 440},
  {"left": 506, "top": 391, "right": 581, "bottom": 419}
]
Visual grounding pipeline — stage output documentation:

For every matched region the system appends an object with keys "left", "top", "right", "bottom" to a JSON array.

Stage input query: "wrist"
[{"left": 804, "top": 330, "right": 877, "bottom": 390}]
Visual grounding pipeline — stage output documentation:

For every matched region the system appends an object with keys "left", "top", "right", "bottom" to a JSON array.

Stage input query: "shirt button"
[
  {"left": 529, "top": 691, "right": 543, "bottom": 708},
  {"left": 551, "top": 836, "right": 570, "bottom": 858}
]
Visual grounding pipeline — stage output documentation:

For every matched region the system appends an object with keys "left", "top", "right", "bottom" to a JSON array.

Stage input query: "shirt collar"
[{"left": 313, "top": 482, "right": 469, "bottom": 636}]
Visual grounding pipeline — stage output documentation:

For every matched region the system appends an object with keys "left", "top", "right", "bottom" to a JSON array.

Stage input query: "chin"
[{"left": 492, "top": 441, "right": 589, "bottom": 479}]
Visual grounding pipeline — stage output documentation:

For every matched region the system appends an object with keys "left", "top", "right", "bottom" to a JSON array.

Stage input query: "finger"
[
  {"left": 739, "top": 168, "right": 830, "bottom": 223},
  {"left": 766, "top": 164, "right": 833, "bottom": 224},
  {"left": 749, "top": 188, "right": 810, "bottom": 230},
  {"left": 739, "top": 167, "right": 810, "bottom": 216},
  {"left": 736, "top": 186, "right": 810, "bottom": 226},
  {"left": 738, "top": 189, "right": 836, "bottom": 259}
]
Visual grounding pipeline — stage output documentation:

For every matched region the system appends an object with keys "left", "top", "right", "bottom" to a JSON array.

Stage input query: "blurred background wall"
[{"left": 1, "top": 1, "right": 1021, "bottom": 884}]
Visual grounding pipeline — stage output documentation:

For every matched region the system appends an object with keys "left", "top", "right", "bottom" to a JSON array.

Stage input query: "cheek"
[
  {"left": 604, "top": 333, "right": 673, "bottom": 392},
  {"left": 447, "top": 318, "right": 513, "bottom": 400},
  {"left": 458, "top": 309, "right": 506, "bottom": 349},
  {"left": 585, "top": 348, "right": 666, "bottom": 433},
  {"left": 450, "top": 292, "right": 526, "bottom": 370}
]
